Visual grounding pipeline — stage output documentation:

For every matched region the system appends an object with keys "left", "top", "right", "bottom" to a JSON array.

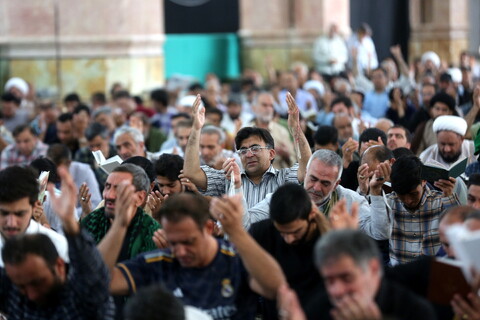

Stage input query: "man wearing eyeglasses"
[{"left": 183, "top": 93, "right": 312, "bottom": 210}]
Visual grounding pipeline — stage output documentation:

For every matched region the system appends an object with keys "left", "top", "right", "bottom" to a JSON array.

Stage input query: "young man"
[
  {"left": 184, "top": 93, "right": 311, "bottom": 209},
  {"left": 386, "top": 125, "right": 411, "bottom": 150},
  {"left": 99, "top": 191, "right": 285, "bottom": 320},
  {"left": 0, "top": 166, "right": 69, "bottom": 267},
  {"left": 0, "top": 167, "right": 115, "bottom": 319},
  {"left": 368, "top": 155, "right": 459, "bottom": 264}
]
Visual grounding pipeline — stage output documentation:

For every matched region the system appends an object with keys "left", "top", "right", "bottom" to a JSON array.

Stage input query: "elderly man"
[
  {"left": 114, "top": 126, "right": 156, "bottom": 161},
  {"left": 199, "top": 125, "right": 241, "bottom": 170},
  {"left": 419, "top": 115, "right": 476, "bottom": 167},
  {"left": 184, "top": 94, "right": 311, "bottom": 209},
  {"left": 0, "top": 124, "right": 48, "bottom": 169}
]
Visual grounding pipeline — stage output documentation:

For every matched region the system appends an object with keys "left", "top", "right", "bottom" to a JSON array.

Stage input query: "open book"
[
  {"left": 427, "top": 258, "right": 470, "bottom": 305},
  {"left": 92, "top": 150, "right": 123, "bottom": 174},
  {"left": 38, "top": 171, "right": 49, "bottom": 203},
  {"left": 420, "top": 157, "right": 467, "bottom": 181}
]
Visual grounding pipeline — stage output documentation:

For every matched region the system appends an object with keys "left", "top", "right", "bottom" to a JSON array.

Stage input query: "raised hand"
[
  {"left": 78, "top": 182, "right": 92, "bottom": 218},
  {"left": 277, "top": 284, "right": 307, "bottom": 320},
  {"left": 47, "top": 166, "right": 79, "bottom": 234},
  {"left": 342, "top": 138, "right": 359, "bottom": 168},
  {"left": 286, "top": 92, "right": 301, "bottom": 138},
  {"left": 329, "top": 199, "right": 359, "bottom": 230},
  {"left": 434, "top": 177, "right": 456, "bottom": 197},
  {"left": 192, "top": 94, "right": 205, "bottom": 130},
  {"left": 369, "top": 161, "right": 391, "bottom": 195},
  {"left": 222, "top": 158, "right": 241, "bottom": 189},
  {"left": 210, "top": 194, "right": 244, "bottom": 237},
  {"left": 390, "top": 44, "right": 402, "bottom": 57},
  {"left": 114, "top": 181, "right": 137, "bottom": 228},
  {"left": 147, "top": 190, "right": 167, "bottom": 218},
  {"left": 357, "top": 163, "right": 373, "bottom": 195},
  {"left": 152, "top": 229, "right": 168, "bottom": 249},
  {"left": 179, "top": 170, "right": 199, "bottom": 193}
]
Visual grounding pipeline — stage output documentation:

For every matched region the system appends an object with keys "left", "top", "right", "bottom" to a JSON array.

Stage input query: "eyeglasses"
[{"left": 236, "top": 146, "right": 270, "bottom": 156}]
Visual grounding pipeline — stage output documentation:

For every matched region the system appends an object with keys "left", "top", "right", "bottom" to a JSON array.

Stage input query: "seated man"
[
  {"left": 100, "top": 191, "right": 286, "bottom": 320},
  {"left": 184, "top": 94, "right": 311, "bottom": 209},
  {"left": 250, "top": 184, "right": 329, "bottom": 319},
  {"left": 56, "top": 112, "right": 80, "bottom": 158},
  {"left": 0, "top": 166, "right": 69, "bottom": 267},
  {"left": 368, "top": 155, "right": 460, "bottom": 264},
  {"left": 313, "top": 125, "right": 339, "bottom": 152},
  {"left": 387, "top": 124, "right": 411, "bottom": 150},
  {"left": 287, "top": 230, "right": 436, "bottom": 319},
  {"left": 0, "top": 124, "right": 48, "bottom": 169},
  {"left": 467, "top": 173, "right": 480, "bottom": 209},
  {"left": 0, "top": 167, "right": 115, "bottom": 319},
  {"left": 199, "top": 125, "right": 241, "bottom": 170},
  {"left": 114, "top": 126, "right": 156, "bottom": 161},
  {"left": 81, "top": 163, "right": 160, "bottom": 259},
  {"left": 154, "top": 154, "right": 188, "bottom": 197},
  {"left": 419, "top": 115, "right": 476, "bottom": 167},
  {"left": 74, "top": 122, "right": 117, "bottom": 192},
  {"left": 157, "top": 120, "right": 192, "bottom": 157}
]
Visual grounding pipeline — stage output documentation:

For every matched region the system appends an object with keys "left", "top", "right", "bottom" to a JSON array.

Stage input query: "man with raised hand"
[
  {"left": 183, "top": 93, "right": 311, "bottom": 209},
  {"left": 0, "top": 167, "right": 115, "bottom": 319}
]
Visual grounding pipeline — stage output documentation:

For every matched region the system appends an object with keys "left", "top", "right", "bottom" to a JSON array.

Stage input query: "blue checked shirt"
[
  {"left": 369, "top": 185, "right": 460, "bottom": 265},
  {"left": 0, "top": 229, "right": 115, "bottom": 320}
]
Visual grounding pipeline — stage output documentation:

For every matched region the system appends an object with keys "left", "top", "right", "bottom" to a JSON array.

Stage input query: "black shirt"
[{"left": 250, "top": 219, "right": 325, "bottom": 320}]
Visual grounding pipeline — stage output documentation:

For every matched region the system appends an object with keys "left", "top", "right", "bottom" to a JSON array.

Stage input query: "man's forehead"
[
  {"left": 388, "top": 128, "right": 405, "bottom": 136},
  {"left": 240, "top": 136, "right": 266, "bottom": 148},
  {"left": 309, "top": 159, "right": 339, "bottom": 178},
  {"left": 106, "top": 171, "right": 133, "bottom": 184}
]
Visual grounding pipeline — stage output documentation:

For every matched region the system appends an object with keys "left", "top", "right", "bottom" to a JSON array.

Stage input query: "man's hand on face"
[
  {"left": 369, "top": 161, "right": 391, "bottom": 196},
  {"left": 331, "top": 294, "right": 381, "bottom": 320},
  {"left": 113, "top": 181, "right": 137, "bottom": 228}
]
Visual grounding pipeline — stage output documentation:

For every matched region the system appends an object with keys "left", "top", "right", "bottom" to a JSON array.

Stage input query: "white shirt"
[
  {"left": 0, "top": 220, "right": 69, "bottom": 267},
  {"left": 313, "top": 34, "right": 348, "bottom": 75}
]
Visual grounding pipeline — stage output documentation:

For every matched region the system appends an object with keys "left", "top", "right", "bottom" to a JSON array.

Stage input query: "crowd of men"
[{"left": 0, "top": 25, "right": 480, "bottom": 320}]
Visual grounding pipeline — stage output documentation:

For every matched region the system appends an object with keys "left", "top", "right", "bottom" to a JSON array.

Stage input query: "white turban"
[
  {"left": 433, "top": 115, "right": 467, "bottom": 136},
  {"left": 421, "top": 51, "right": 441, "bottom": 69},
  {"left": 447, "top": 68, "right": 462, "bottom": 83},
  {"left": 4, "top": 77, "right": 28, "bottom": 96},
  {"left": 177, "top": 95, "right": 203, "bottom": 109},
  {"left": 303, "top": 80, "right": 325, "bottom": 96}
]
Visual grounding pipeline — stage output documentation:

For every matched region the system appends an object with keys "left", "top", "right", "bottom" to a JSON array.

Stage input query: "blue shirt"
[
  {"left": 117, "top": 239, "right": 257, "bottom": 320},
  {"left": 363, "top": 90, "right": 389, "bottom": 119}
]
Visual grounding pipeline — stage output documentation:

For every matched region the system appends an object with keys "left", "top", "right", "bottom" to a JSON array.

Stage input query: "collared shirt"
[
  {"left": 0, "top": 220, "right": 69, "bottom": 267},
  {"left": 201, "top": 164, "right": 299, "bottom": 209},
  {"left": 0, "top": 140, "right": 48, "bottom": 169},
  {"left": 369, "top": 186, "right": 460, "bottom": 265},
  {"left": 0, "top": 229, "right": 115, "bottom": 319}
]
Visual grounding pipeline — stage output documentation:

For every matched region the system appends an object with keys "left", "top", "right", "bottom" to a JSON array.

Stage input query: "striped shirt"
[
  {"left": 0, "top": 140, "right": 48, "bottom": 169},
  {"left": 201, "top": 164, "right": 300, "bottom": 209},
  {"left": 370, "top": 186, "right": 460, "bottom": 265}
]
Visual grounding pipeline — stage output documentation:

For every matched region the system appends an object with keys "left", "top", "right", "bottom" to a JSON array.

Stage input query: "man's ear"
[
  {"left": 204, "top": 219, "right": 215, "bottom": 235},
  {"left": 369, "top": 258, "right": 381, "bottom": 276},
  {"left": 54, "top": 257, "right": 67, "bottom": 282},
  {"left": 135, "top": 190, "right": 147, "bottom": 207},
  {"left": 269, "top": 148, "right": 276, "bottom": 161}
]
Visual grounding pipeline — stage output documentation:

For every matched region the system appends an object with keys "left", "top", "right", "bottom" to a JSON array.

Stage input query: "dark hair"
[
  {"left": 430, "top": 92, "right": 456, "bottom": 111},
  {"left": 315, "top": 230, "right": 381, "bottom": 269},
  {"left": 30, "top": 157, "right": 60, "bottom": 184},
  {"left": 188, "top": 83, "right": 204, "bottom": 91},
  {"left": 468, "top": 173, "right": 480, "bottom": 188},
  {"left": 159, "top": 193, "right": 211, "bottom": 230},
  {"left": 0, "top": 166, "right": 39, "bottom": 205},
  {"left": 314, "top": 126, "right": 338, "bottom": 146},
  {"left": 235, "top": 127, "right": 275, "bottom": 150},
  {"left": 388, "top": 87, "right": 404, "bottom": 102},
  {"left": 150, "top": 89, "right": 168, "bottom": 106},
  {"left": 371, "top": 67, "right": 387, "bottom": 77},
  {"left": 171, "top": 113, "right": 191, "bottom": 121},
  {"left": 57, "top": 112, "right": 73, "bottom": 123},
  {"left": 270, "top": 184, "right": 312, "bottom": 224},
  {"left": 3, "top": 233, "right": 59, "bottom": 268},
  {"left": 73, "top": 104, "right": 91, "bottom": 116},
  {"left": 389, "top": 125, "right": 412, "bottom": 143},
  {"left": 113, "top": 90, "right": 131, "bottom": 100},
  {"left": 91, "top": 92, "right": 106, "bottom": 105},
  {"left": 1, "top": 92, "right": 21, "bottom": 105},
  {"left": 391, "top": 155, "right": 423, "bottom": 195},
  {"left": 439, "top": 72, "right": 453, "bottom": 83},
  {"left": 85, "top": 122, "right": 109, "bottom": 141},
  {"left": 47, "top": 144, "right": 72, "bottom": 166},
  {"left": 64, "top": 93, "right": 81, "bottom": 104},
  {"left": 466, "top": 211, "right": 480, "bottom": 223},
  {"left": 123, "top": 156, "right": 156, "bottom": 183},
  {"left": 330, "top": 96, "right": 353, "bottom": 109},
  {"left": 12, "top": 124, "right": 36, "bottom": 138},
  {"left": 359, "top": 128, "right": 387, "bottom": 146},
  {"left": 205, "top": 107, "right": 223, "bottom": 122},
  {"left": 392, "top": 147, "right": 414, "bottom": 159},
  {"left": 154, "top": 154, "right": 184, "bottom": 182},
  {"left": 133, "top": 96, "right": 143, "bottom": 105},
  {"left": 123, "top": 285, "right": 185, "bottom": 320}
]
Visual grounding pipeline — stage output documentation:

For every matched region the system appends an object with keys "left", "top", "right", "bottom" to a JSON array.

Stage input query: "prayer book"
[
  {"left": 427, "top": 258, "right": 470, "bottom": 305},
  {"left": 92, "top": 150, "right": 123, "bottom": 174},
  {"left": 420, "top": 157, "right": 467, "bottom": 181},
  {"left": 38, "top": 171, "right": 49, "bottom": 202}
]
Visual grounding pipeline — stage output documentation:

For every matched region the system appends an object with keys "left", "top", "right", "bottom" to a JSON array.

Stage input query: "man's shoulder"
[
  {"left": 80, "top": 207, "right": 105, "bottom": 226},
  {"left": 250, "top": 219, "right": 275, "bottom": 237},
  {"left": 28, "top": 220, "right": 67, "bottom": 243}
]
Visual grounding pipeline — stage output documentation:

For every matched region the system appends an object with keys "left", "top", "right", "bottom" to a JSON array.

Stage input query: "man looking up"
[{"left": 184, "top": 93, "right": 311, "bottom": 209}]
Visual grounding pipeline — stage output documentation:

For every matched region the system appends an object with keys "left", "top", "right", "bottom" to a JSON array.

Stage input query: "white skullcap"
[
  {"left": 433, "top": 115, "right": 467, "bottom": 136},
  {"left": 4, "top": 77, "right": 28, "bottom": 96},
  {"left": 177, "top": 95, "right": 203, "bottom": 109},
  {"left": 421, "top": 51, "right": 441, "bottom": 69},
  {"left": 447, "top": 68, "right": 462, "bottom": 83},
  {"left": 303, "top": 80, "right": 325, "bottom": 96}
]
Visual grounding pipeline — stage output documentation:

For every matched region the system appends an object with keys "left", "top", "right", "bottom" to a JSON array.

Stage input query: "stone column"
[
  {"left": 409, "top": 0, "right": 469, "bottom": 65},
  {"left": 0, "top": 0, "right": 165, "bottom": 100},
  {"left": 239, "top": 0, "right": 350, "bottom": 77}
]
